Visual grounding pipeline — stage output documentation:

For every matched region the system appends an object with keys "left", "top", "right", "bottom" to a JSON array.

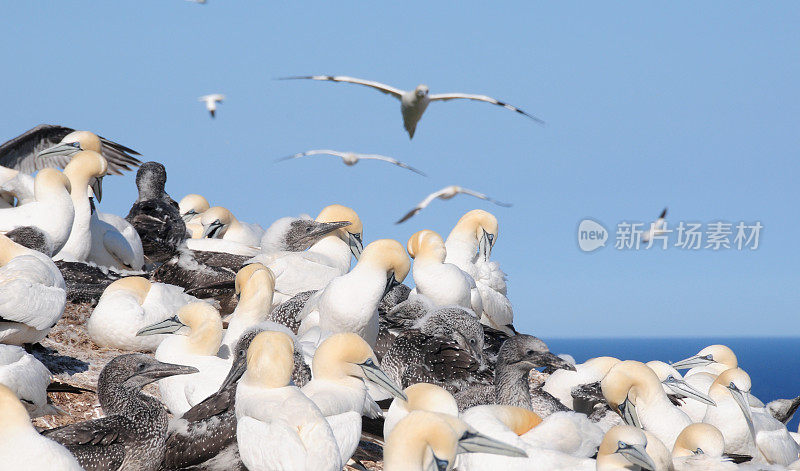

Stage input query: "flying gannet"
[
  {"left": 279, "top": 149, "right": 426, "bottom": 175},
  {"left": 641, "top": 207, "right": 668, "bottom": 244},
  {"left": 396, "top": 185, "right": 511, "bottom": 224},
  {"left": 199, "top": 94, "right": 225, "bottom": 118},
  {"left": 281, "top": 75, "right": 544, "bottom": 139}
]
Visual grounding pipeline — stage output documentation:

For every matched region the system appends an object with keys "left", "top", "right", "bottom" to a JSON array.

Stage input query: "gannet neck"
[
  {"left": 243, "top": 331, "right": 294, "bottom": 389},
  {"left": 357, "top": 239, "right": 410, "bottom": 281},
  {"left": 0, "top": 384, "right": 32, "bottom": 435},
  {"left": 494, "top": 360, "right": 532, "bottom": 408},
  {"left": 104, "top": 276, "right": 152, "bottom": 305},
  {"left": 0, "top": 234, "right": 30, "bottom": 266},
  {"left": 33, "top": 168, "right": 72, "bottom": 202},
  {"left": 385, "top": 411, "right": 458, "bottom": 471},
  {"left": 62, "top": 151, "right": 107, "bottom": 196},
  {"left": 402, "top": 383, "right": 459, "bottom": 417},
  {"left": 236, "top": 268, "right": 275, "bottom": 318},
  {"left": 484, "top": 404, "right": 542, "bottom": 435},
  {"left": 602, "top": 360, "right": 665, "bottom": 411},
  {"left": 307, "top": 236, "right": 351, "bottom": 270},
  {"left": 672, "top": 423, "right": 725, "bottom": 458},
  {"left": 179, "top": 303, "right": 223, "bottom": 356},
  {"left": 446, "top": 209, "right": 498, "bottom": 258},
  {"left": 311, "top": 332, "right": 376, "bottom": 381},
  {"left": 57, "top": 151, "right": 108, "bottom": 260}
]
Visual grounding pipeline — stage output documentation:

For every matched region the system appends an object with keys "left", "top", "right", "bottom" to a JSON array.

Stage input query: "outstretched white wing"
[
  {"left": 358, "top": 154, "right": 426, "bottom": 176},
  {"left": 281, "top": 75, "right": 404, "bottom": 98},
  {"left": 457, "top": 187, "right": 513, "bottom": 207},
  {"left": 395, "top": 187, "right": 451, "bottom": 224},
  {"left": 429, "top": 92, "right": 545, "bottom": 124},
  {"left": 277, "top": 149, "right": 347, "bottom": 162}
]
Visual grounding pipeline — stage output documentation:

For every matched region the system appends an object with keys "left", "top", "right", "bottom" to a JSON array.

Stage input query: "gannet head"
[
  {"left": 0, "top": 384, "right": 33, "bottom": 434},
  {"left": 315, "top": 204, "right": 363, "bottom": 259},
  {"left": 4, "top": 226, "right": 53, "bottom": 257},
  {"left": 483, "top": 405, "right": 543, "bottom": 436},
  {"left": 422, "top": 307, "right": 486, "bottom": 366},
  {"left": 585, "top": 356, "right": 622, "bottom": 376},
  {"left": 407, "top": 229, "right": 446, "bottom": 262},
  {"left": 646, "top": 361, "right": 716, "bottom": 406},
  {"left": 597, "top": 425, "right": 657, "bottom": 471},
  {"left": 710, "top": 367, "right": 755, "bottom": 441},
  {"left": 135, "top": 162, "right": 168, "bottom": 200},
  {"left": 399, "top": 383, "right": 459, "bottom": 417},
  {"left": 37, "top": 130, "right": 102, "bottom": 161},
  {"left": 103, "top": 276, "right": 152, "bottom": 304},
  {"left": 100, "top": 353, "right": 198, "bottom": 392},
  {"left": 313, "top": 333, "right": 406, "bottom": 399},
  {"left": 179, "top": 194, "right": 210, "bottom": 223},
  {"left": 266, "top": 216, "right": 352, "bottom": 252},
  {"left": 244, "top": 331, "right": 295, "bottom": 389},
  {"left": 234, "top": 263, "right": 275, "bottom": 314},
  {"left": 672, "top": 423, "right": 725, "bottom": 458},
  {"left": 671, "top": 344, "right": 737, "bottom": 371},
  {"left": 601, "top": 361, "right": 664, "bottom": 428},
  {"left": 498, "top": 334, "right": 576, "bottom": 374},
  {"left": 449, "top": 209, "right": 499, "bottom": 261},
  {"left": 63, "top": 150, "right": 108, "bottom": 202},
  {"left": 415, "top": 84, "right": 430, "bottom": 99},
  {"left": 358, "top": 239, "right": 411, "bottom": 296},
  {"left": 34, "top": 167, "right": 72, "bottom": 198},
  {"left": 137, "top": 302, "right": 222, "bottom": 355},
  {"left": 201, "top": 206, "right": 235, "bottom": 239}
]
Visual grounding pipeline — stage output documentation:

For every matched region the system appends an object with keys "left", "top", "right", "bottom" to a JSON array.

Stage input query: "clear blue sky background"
[{"left": 2, "top": 2, "right": 798, "bottom": 337}]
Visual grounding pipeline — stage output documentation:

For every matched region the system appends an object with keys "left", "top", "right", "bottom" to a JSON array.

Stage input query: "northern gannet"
[
  {"left": 137, "top": 302, "right": 228, "bottom": 416},
  {"left": 279, "top": 149, "right": 426, "bottom": 175},
  {"left": 596, "top": 425, "right": 658, "bottom": 471},
  {"left": 281, "top": 75, "right": 544, "bottom": 139},
  {"left": 199, "top": 94, "right": 225, "bottom": 118},
  {"left": 200, "top": 206, "right": 265, "bottom": 247},
  {"left": 601, "top": 360, "right": 693, "bottom": 450},
  {"left": 301, "top": 333, "right": 406, "bottom": 462},
  {"left": 445, "top": 209, "right": 513, "bottom": 334},
  {"left": 178, "top": 193, "right": 210, "bottom": 238},
  {"left": 88, "top": 206, "right": 145, "bottom": 270},
  {"left": 0, "top": 125, "right": 140, "bottom": 175},
  {"left": 297, "top": 238, "right": 410, "bottom": 345},
  {"left": 396, "top": 185, "right": 511, "bottom": 224},
  {"left": 219, "top": 263, "right": 276, "bottom": 357},
  {"left": 0, "top": 233, "right": 66, "bottom": 345},
  {"left": 0, "top": 344, "right": 63, "bottom": 417},
  {"left": 384, "top": 383, "right": 460, "bottom": 438},
  {"left": 672, "top": 423, "right": 738, "bottom": 471},
  {"left": 671, "top": 344, "right": 738, "bottom": 378},
  {"left": 646, "top": 360, "right": 716, "bottom": 422},
  {"left": 42, "top": 354, "right": 198, "bottom": 471},
  {"left": 543, "top": 356, "right": 621, "bottom": 410},
  {"left": 125, "top": 162, "right": 187, "bottom": 263},
  {"left": 87, "top": 276, "right": 199, "bottom": 351},
  {"left": 0, "top": 168, "right": 74, "bottom": 253},
  {"left": 259, "top": 215, "right": 355, "bottom": 254},
  {"left": 407, "top": 229, "right": 482, "bottom": 313},
  {"left": 0, "top": 384, "right": 83, "bottom": 470},
  {"left": 641, "top": 207, "right": 668, "bottom": 244},
  {"left": 235, "top": 331, "right": 342, "bottom": 471}
]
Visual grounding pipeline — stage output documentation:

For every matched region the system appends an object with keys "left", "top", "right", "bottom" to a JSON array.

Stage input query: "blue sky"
[{"left": 2, "top": 2, "right": 798, "bottom": 337}]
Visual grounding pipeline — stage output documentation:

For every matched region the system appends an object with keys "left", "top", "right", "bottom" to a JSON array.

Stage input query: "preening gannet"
[
  {"left": 87, "top": 276, "right": 199, "bottom": 351},
  {"left": 179, "top": 193, "right": 210, "bottom": 238},
  {"left": 671, "top": 344, "right": 738, "bottom": 378},
  {"left": 396, "top": 185, "right": 512, "bottom": 224},
  {"left": 384, "top": 383, "right": 460, "bottom": 438},
  {"left": 641, "top": 208, "right": 668, "bottom": 244},
  {"left": 219, "top": 263, "right": 276, "bottom": 356},
  {"left": 279, "top": 149, "right": 426, "bottom": 175},
  {"left": 42, "top": 354, "right": 198, "bottom": 471},
  {"left": 201, "top": 206, "right": 265, "bottom": 247},
  {"left": 407, "top": 229, "right": 482, "bottom": 313},
  {"left": 0, "top": 124, "right": 140, "bottom": 175},
  {"left": 596, "top": 425, "right": 658, "bottom": 471},
  {"left": 297, "top": 238, "right": 410, "bottom": 345},
  {"left": 0, "top": 344, "right": 63, "bottom": 417},
  {"left": 672, "top": 423, "right": 738, "bottom": 471},
  {"left": 235, "top": 331, "right": 342, "bottom": 471},
  {"left": 301, "top": 333, "right": 406, "bottom": 462},
  {"left": 126, "top": 162, "right": 187, "bottom": 263},
  {"left": 0, "top": 233, "right": 66, "bottom": 345},
  {"left": 445, "top": 209, "right": 514, "bottom": 334},
  {"left": 543, "top": 356, "right": 621, "bottom": 410},
  {"left": 601, "top": 360, "right": 693, "bottom": 450},
  {"left": 137, "top": 303, "right": 228, "bottom": 416},
  {"left": 280, "top": 75, "right": 543, "bottom": 139},
  {"left": 0, "top": 168, "right": 74, "bottom": 253},
  {"left": 199, "top": 94, "right": 225, "bottom": 118},
  {"left": 0, "top": 384, "right": 84, "bottom": 470},
  {"left": 89, "top": 206, "right": 145, "bottom": 270}
]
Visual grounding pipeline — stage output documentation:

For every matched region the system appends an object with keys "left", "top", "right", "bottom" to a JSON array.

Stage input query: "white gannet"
[
  {"left": 0, "top": 384, "right": 84, "bottom": 470},
  {"left": 279, "top": 149, "right": 426, "bottom": 175},
  {"left": 137, "top": 302, "right": 228, "bottom": 416},
  {"left": 280, "top": 75, "right": 544, "bottom": 139},
  {"left": 0, "top": 168, "right": 74, "bottom": 253},
  {"left": 601, "top": 360, "right": 693, "bottom": 450},
  {"left": 672, "top": 423, "right": 738, "bottom": 471},
  {"left": 703, "top": 367, "right": 800, "bottom": 465},
  {"left": 235, "top": 330, "right": 342, "bottom": 471},
  {"left": 200, "top": 206, "right": 265, "bottom": 247},
  {"left": 641, "top": 430, "right": 674, "bottom": 471},
  {"left": 301, "top": 333, "right": 406, "bottom": 462},
  {"left": 199, "top": 94, "right": 225, "bottom": 118},
  {"left": 297, "top": 238, "right": 410, "bottom": 346},
  {"left": 396, "top": 185, "right": 512, "bottom": 224},
  {"left": 671, "top": 344, "right": 739, "bottom": 378},
  {"left": 0, "top": 344, "right": 62, "bottom": 417},
  {"left": 178, "top": 193, "right": 210, "bottom": 238},
  {"left": 0, "top": 233, "right": 66, "bottom": 345},
  {"left": 641, "top": 207, "right": 668, "bottom": 244},
  {"left": 219, "top": 263, "right": 276, "bottom": 356},
  {"left": 384, "top": 383, "right": 460, "bottom": 438},
  {"left": 0, "top": 125, "right": 140, "bottom": 175},
  {"left": 596, "top": 425, "right": 658, "bottom": 471},
  {"left": 88, "top": 208, "right": 145, "bottom": 270},
  {"left": 407, "top": 229, "right": 482, "bottom": 314},
  {"left": 445, "top": 210, "right": 513, "bottom": 334},
  {"left": 543, "top": 356, "right": 621, "bottom": 410},
  {"left": 87, "top": 276, "right": 199, "bottom": 351},
  {"left": 646, "top": 360, "right": 716, "bottom": 422}
]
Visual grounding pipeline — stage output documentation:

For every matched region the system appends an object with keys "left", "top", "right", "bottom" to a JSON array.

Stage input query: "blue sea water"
[{"left": 546, "top": 337, "right": 800, "bottom": 431}]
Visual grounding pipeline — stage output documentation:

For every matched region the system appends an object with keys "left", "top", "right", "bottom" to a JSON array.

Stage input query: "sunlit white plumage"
[
  {"left": 88, "top": 210, "right": 145, "bottom": 270},
  {"left": 199, "top": 94, "right": 224, "bottom": 118},
  {"left": 219, "top": 264, "right": 276, "bottom": 357},
  {"left": 396, "top": 185, "right": 511, "bottom": 224},
  {"left": 0, "top": 345, "right": 61, "bottom": 417},
  {"left": 279, "top": 149, "right": 426, "bottom": 175}
]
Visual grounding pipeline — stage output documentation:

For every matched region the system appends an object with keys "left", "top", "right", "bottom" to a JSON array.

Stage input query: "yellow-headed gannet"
[
  {"left": 87, "top": 276, "right": 199, "bottom": 351},
  {"left": 179, "top": 193, "right": 210, "bottom": 238},
  {"left": 384, "top": 383, "right": 460, "bottom": 438},
  {"left": 646, "top": 360, "right": 716, "bottom": 423},
  {"left": 199, "top": 94, "right": 225, "bottom": 118},
  {"left": 281, "top": 75, "right": 543, "bottom": 139},
  {"left": 671, "top": 344, "right": 738, "bottom": 378},
  {"left": 543, "top": 356, "right": 621, "bottom": 410},
  {"left": 596, "top": 425, "right": 658, "bottom": 471},
  {"left": 396, "top": 185, "right": 511, "bottom": 224},
  {"left": 672, "top": 423, "right": 738, "bottom": 470},
  {"left": 0, "top": 384, "right": 83, "bottom": 470},
  {"left": 279, "top": 149, "right": 426, "bottom": 175},
  {"left": 219, "top": 264, "right": 276, "bottom": 356},
  {"left": 297, "top": 238, "right": 410, "bottom": 346},
  {"left": 0, "top": 233, "right": 66, "bottom": 345},
  {"left": 641, "top": 207, "right": 668, "bottom": 244},
  {"left": 235, "top": 331, "right": 342, "bottom": 471}
]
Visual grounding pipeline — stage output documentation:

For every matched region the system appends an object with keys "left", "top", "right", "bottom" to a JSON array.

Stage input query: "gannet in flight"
[
  {"left": 279, "top": 149, "right": 426, "bottom": 176},
  {"left": 641, "top": 207, "right": 668, "bottom": 243},
  {"left": 199, "top": 94, "right": 225, "bottom": 118},
  {"left": 281, "top": 75, "right": 544, "bottom": 138},
  {"left": 396, "top": 185, "right": 511, "bottom": 224}
]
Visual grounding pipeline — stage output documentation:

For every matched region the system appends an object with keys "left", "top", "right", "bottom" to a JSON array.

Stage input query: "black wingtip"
[{"left": 659, "top": 207, "right": 668, "bottom": 218}]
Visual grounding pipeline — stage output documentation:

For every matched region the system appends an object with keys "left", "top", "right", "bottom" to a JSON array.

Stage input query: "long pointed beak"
[
  {"left": 359, "top": 359, "right": 406, "bottom": 400},
  {"left": 218, "top": 357, "right": 248, "bottom": 392},
  {"left": 307, "top": 220, "right": 351, "bottom": 242},
  {"left": 664, "top": 378, "right": 716, "bottom": 406},
  {"left": 457, "top": 431, "right": 528, "bottom": 458},
  {"left": 90, "top": 176, "right": 104, "bottom": 203},
  {"left": 729, "top": 385, "right": 757, "bottom": 445},
  {"left": 182, "top": 210, "right": 198, "bottom": 223},
  {"left": 202, "top": 221, "right": 223, "bottom": 239},
  {"left": 534, "top": 352, "right": 576, "bottom": 372},
  {"left": 142, "top": 361, "right": 199, "bottom": 383},
  {"left": 348, "top": 232, "right": 363, "bottom": 260},
  {"left": 670, "top": 355, "right": 713, "bottom": 370},
  {"left": 383, "top": 273, "right": 400, "bottom": 298},
  {"left": 620, "top": 443, "right": 657, "bottom": 471},
  {"left": 37, "top": 142, "right": 80, "bottom": 159},
  {"left": 478, "top": 230, "right": 493, "bottom": 262},
  {"left": 136, "top": 316, "right": 186, "bottom": 336},
  {"left": 619, "top": 396, "right": 642, "bottom": 428}
]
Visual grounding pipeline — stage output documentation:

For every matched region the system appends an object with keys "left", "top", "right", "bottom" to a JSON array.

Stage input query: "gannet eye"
[
  {"left": 526, "top": 349, "right": 534, "bottom": 356},
  {"left": 666, "top": 375, "right": 675, "bottom": 382},
  {"left": 703, "top": 354, "right": 713, "bottom": 361},
  {"left": 694, "top": 448, "right": 704, "bottom": 455},
  {"left": 136, "top": 362, "right": 146, "bottom": 372},
  {"left": 617, "top": 440, "right": 629, "bottom": 450},
  {"left": 469, "top": 339, "right": 476, "bottom": 345},
  {"left": 70, "top": 142, "right": 81, "bottom": 148}
]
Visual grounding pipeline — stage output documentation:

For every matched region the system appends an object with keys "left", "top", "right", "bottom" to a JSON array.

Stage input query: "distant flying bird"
[
  {"left": 199, "top": 94, "right": 224, "bottom": 118},
  {"left": 280, "top": 75, "right": 544, "bottom": 139},
  {"left": 186, "top": 0, "right": 206, "bottom": 3},
  {"left": 641, "top": 207, "right": 668, "bottom": 243},
  {"left": 278, "top": 149, "right": 426, "bottom": 176},
  {"left": 396, "top": 185, "right": 512, "bottom": 224}
]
